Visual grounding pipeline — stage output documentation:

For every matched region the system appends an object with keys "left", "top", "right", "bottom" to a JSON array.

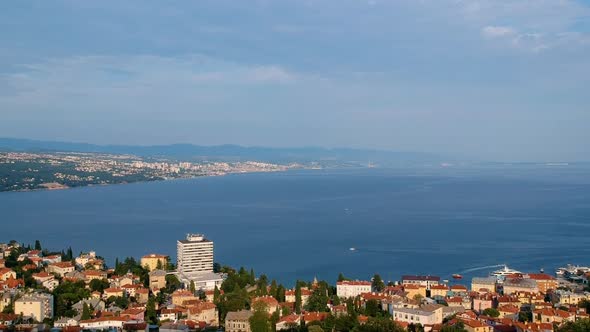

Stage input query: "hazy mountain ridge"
[{"left": 0, "top": 137, "right": 448, "bottom": 166}]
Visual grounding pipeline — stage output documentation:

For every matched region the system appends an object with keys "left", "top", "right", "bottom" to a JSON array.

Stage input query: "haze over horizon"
[{"left": 1, "top": 1, "right": 589, "bottom": 162}]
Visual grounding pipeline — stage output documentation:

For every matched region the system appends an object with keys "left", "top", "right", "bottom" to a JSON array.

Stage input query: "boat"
[
  {"left": 349, "top": 247, "right": 356, "bottom": 251},
  {"left": 491, "top": 265, "right": 521, "bottom": 281},
  {"left": 452, "top": 274, "right": 463, "bottom": 280},
  {"left": 556, "top": 264, "right": 590, "bottom": 276}
]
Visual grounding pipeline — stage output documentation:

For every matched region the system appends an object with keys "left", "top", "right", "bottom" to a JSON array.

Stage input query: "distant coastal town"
[
  {"left": 1, "top": 234, "right": 589, "bottom": 332},
  {"left": 0, "top": 152, "right": 312, "bottom": 192}
]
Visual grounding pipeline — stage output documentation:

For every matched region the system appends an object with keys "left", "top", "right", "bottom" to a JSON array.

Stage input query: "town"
[
  {"left": 0, "top": 152, "right": 305, "bottom": 192},
  {"left": 0, "top": 234, "right": 589, "bottom": 332}
]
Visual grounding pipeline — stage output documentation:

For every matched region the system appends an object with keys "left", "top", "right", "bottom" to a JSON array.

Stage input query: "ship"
[
  {"left": 491, "top": 265, "right": 521, "bottom": 281},
  {"left": 452, "top": 274, "right": 463, "bottom": 280},
  {"left": 556, "top": 264, "right": 590, "bottom": 276}
]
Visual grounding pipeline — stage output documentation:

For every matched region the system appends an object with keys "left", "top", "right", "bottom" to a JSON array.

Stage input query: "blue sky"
[{"left": 1, "top": 0, "right": 589, "bottom": 161}]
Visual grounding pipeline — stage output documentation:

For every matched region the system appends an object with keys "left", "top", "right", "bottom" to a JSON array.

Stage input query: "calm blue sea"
[{"left": 1, "top": 167, "right": 590, "bottom": 286}]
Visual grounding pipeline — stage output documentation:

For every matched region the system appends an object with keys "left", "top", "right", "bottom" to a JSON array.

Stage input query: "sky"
[{"left": 1, "top": 0, "right": 589, "bottom": 161}]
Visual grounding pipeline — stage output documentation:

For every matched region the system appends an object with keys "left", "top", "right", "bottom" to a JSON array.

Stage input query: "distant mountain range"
[{"left": 0, "top": 137, "right": 449, "bottom": 166}]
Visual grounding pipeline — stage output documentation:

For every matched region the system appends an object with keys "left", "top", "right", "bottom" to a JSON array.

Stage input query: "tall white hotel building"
[{"left": 176, "top": 233, "right": 223, "bottom": 290}]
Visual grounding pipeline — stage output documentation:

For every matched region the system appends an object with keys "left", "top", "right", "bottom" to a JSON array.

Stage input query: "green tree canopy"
[{"left": 371, "top": 274, "right": 385, "bottom": 292}]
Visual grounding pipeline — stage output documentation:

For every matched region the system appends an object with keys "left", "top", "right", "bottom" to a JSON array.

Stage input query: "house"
[
  {"left": 79, "top": 317, "right": 127, "bottom": 329},
  {"left": 285, "top": 287, "right": 312, "bottom": 305},
  {"left": 103, "top": 287, "right": 124, "bottom": 299},
  {"left": 551, "top": 290, "right": 589, "bottom": 306},
  {"left": 172, "top": 290, "right": 198, "bottom": 306},
  {"left": 160, "top": 308, "right": 181, "bottom": 322},
  {"left": 0, "top": 276, "right": 24, "bottom": 290},
  {"left": 430, "top": 285, "right": 449, "bottom": 298},
  {"left": 32, "top": 272, "right": 58, "bottom": 291},
  {"left": 450, "top": 285, "right": 469, "bottom": 296},
  {"left": 404, "top": 284, "right": 427, "bottom": 300},
  {"left": 525, "top": 274, "right": 557, "bottom": 294},
  {"left": 461, "top": 318, "right": 493, "bottom": 332},
  {"left": 472, "top": 277, "right": 497, "bottom": 293},
  {"left": 47, "top": 262, "right": 75, "bottom": 277},
  {"left": 503, "top": 279, "right": 538, "bottom": 295},
  {"left": 14, "top": 293, "right": 54, "bottom": 322},
  {"left": 83, "top": 270, "right": 107, "bottom": 283},
  {"left": 149, "top": 269, "right": 167, "bottom": 291},
  {"left": 122, "top": 283, "right": 143, "bottom": 298},
  {"left": 276, "top": 314, "right": 301, "bottom": 331},
  {"left": 54, "top": 317, "right": 80, "bottom": 327},
  {"left": 251, "top": 296, "right": 279, "bottom": 315},
  {"left": 402, "top": 275, "right": 441, "bottom": 289},
  {"left": 225, "top": 310, "right": 253, "bottom": 332},
  {"left": 446, "top": 297, "right": 470, "bottom": 310},
  {"left": 497, "top": 305, "right": 520, "bottom": 319},
  {"left": 73, "top": 298, "right": 106, "bottom": 314},
  {"left": 121, "top": 307, "right": 145, "bottom": 321},
  {"left": 532, "top": 308, "right": 574, "bottom": 324},
  {"left": 41, "top": 255, "right": 62, "bottom": 265},
  {"left": 187, "top": 302, "right": 218, "bottom": 326},
  {"left": 336, "top": 281, "right": 372, "bottom": 298},
  {"left": 0, "top": 268, "right": 16, "bottom": 282},
  {"left": 513, "top": 322, "right": 553, "bottom": 332},
  {"left": 135, "top": 287, "right": 149, "bottom": 303},
  {"left": 141, "top": 254, "right": 169, "bottom": 272},
  {"left": 391, "top": 304, "right": 444, "bottom": 326},
  {"left": 303, "top": 312, "right": 329, "bottom": 324},
  {"left": 75, "top": 251, "right": 96, "bottom": 267},
  {"left": 473, "top": 293, "right": 494, "bottom": 313}
]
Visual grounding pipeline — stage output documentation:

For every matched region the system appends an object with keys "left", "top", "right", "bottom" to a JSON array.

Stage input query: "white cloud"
[{"left": 481, "top": 25, "right": 515, "bottom": 38}]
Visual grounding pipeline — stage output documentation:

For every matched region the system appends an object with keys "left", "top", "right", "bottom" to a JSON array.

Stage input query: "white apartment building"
[
  {"left": 14, "top": 293, "right": 54, "bottom": 322},
  {"left": 336, "top": 281, "right": 372, "bottom": 298},
  {"left": 177, "top": 234, "right": 214, "bottom": 275},
  {"left": 177, "top": 234, "right": 223, "bottom": 290}
]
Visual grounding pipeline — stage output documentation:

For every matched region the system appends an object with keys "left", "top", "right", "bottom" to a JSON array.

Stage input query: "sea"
[{"left": 1, "top": 166, "right": 590, "bottom": 286}]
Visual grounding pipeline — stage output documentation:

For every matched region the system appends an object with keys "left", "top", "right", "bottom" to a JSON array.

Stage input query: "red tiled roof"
[{"left": 337, "top": 280, "right": 371, "bottom": 286}]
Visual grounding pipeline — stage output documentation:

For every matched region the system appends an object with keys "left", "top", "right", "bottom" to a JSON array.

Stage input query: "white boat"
[
  {"left": 491, "top": 265, "right": 521, "bottom": 281},
  {"left": 556, "top": 264, "right": 590, "bottom": 276},
  {"left": 349, "top": 247, "right": 356, "bottom": 251}
]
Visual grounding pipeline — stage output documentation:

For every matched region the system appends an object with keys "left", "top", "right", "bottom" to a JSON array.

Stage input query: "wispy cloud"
[{"left": 481, "top": 26, "right": 515, "bottom": 38}]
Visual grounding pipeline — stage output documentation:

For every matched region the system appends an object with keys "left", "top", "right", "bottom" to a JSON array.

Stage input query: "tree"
[
  {"left": 145, "top": 296, "right": 158, "bottom": 325},
  {"left": 214, "top": 286, "right": 221, "bottom": 303},
  {"left": 156, "top": 260, "right": 163, "bottom": 270},
  {"left": 213, "top": 262, "right": 222, "bottom": 273},
  {"left": 89, "top": 279, "right": 109, "bottom": 293},
  {"left": 308, "top": 325, "right": 324, "bottom": 332},
  {"left": 81, "top": 302, "right": 92, "bottom": 320},
  {"left": 365, "top": 299, "right": 380, "bottom": 317},
  {"left": 372, "top": 274, "right": 385, "bottom": 292},
  {"left": 249, "top": 302, "right": 271, "bottom": 332},
  {"left": 295, "top": 283, "right": 302, "bottom": 314},
  {"left": 556, "top": 318, "right": 590, "bottom": 332},
  {"left": 190, "top": 280, "right": 196, "bottom": 293},
  {"left": 354, "top": 316, "right": 405, "bottom": 332},
  {"left": 440, "top": 322, "right": 467, "bottom": 332},
  {"left": 338, "top": 273, "right": 348, "bottom": 282},
  {"left": 166, "top": 274, "right": 181, "bottom": 293},
  {"left": 482, "top": 308, "right": 500, "bottom": 318},
  {"left": 305, "top": 282, "right": 330, "bottom": 312},
  {"left": 34, "top": 240, "right": 42, "bottom": 251}
]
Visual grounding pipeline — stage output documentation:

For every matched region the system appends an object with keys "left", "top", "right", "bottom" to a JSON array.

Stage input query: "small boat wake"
[{"left": 459, "top": 264, "right": 505, "bottom": 274}]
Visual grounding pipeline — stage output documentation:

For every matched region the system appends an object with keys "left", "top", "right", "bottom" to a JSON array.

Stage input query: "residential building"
[
  {"left": 187, "top": 302, "right": 218, "bottom": 326},
  {"left": 460, "top": 318, "right": 493, "bottom": 332},
  {"left": 177, "top": 234, "right": 223, "bottom": 289},
  {"left": 401, "top": 275, "right": 440, "bottom": 289},
  {"left": 430, "top": 285, "right": 449, "bottom": 298},
  {"left": 525, "top": 274, "right": 557, "bottom": 294},
  {"left": 75, "top": 251, "right": 96, "bottom": 267},
  {"left": 225, "top": 310, "right": 253, "bottom": 332},
  {"left": 337, "top": 281, "right": 372, "bottom": 298},
  {"left": 177, "top": 234, "right": 214, "bottom": 275},
  {"left": 79, "top": 317, "right": 127, "bottom": 329},
  {"left": 141, "top": 254, "right": 169, "bottom": 272},
  {"left": 552, "top": 290, "right": 589, "bottom": 306},
  {"left": 285, "top": 288, "right": 312, "bottom": 305},
  {"left": 404, "top": 284, "right": 427, "bottom": 300},
  {"left": 391, "top": 304, "right": 444, "bottom": 326},
  {"left": 276, "top": 314, "right": 301, "bottom": 331},
  {"left": 503, "top": 279, "right": 538, "bottom": 295},
  {"left": 47, "top": 262, "right": 75, "bottom": 277},
  {"left": 251, "top": 296, "right": 279, "bottom": 315},
  {"left": 0, "top": 269, "right": 16, "bottom": 281},
  {"left": 14, "top": 293, "right": 54, "bottom": 322},
  {"left": 471, "top": 277, "right": 496, "bottom": 293},
  {"left": 149, "top": 269, "right": 167, "bottom": 291}
]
